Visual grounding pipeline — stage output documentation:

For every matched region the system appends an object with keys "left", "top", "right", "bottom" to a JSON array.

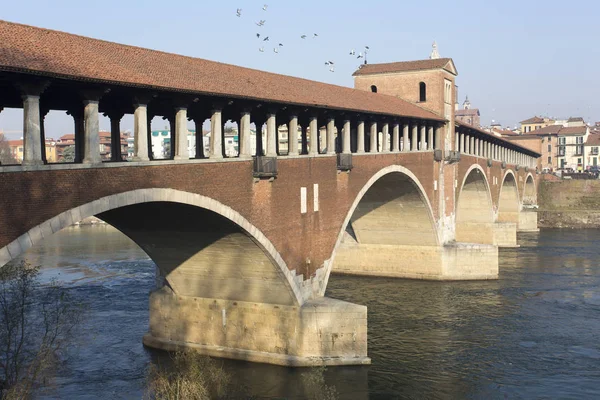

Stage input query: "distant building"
[
  {"left": 505, "top": 124, "right": 561, "bottom": 171},
  {"left": 519, "top": 116, "right": 555, "bottom": 133},
  {"left": 8, "top": 139, "right": 57, "bottom": 163},
  {"left": 557, "top": 126, "right": 589, "bottom": 170},
  {"left": 565, "top": 117, "right": 585, "bottom": 127},
  {"left": 455, "top": 96, "right": 481, "bottom": 128},
  {"left": 585, "top": 134, "right": 600, "bottom": 168}
]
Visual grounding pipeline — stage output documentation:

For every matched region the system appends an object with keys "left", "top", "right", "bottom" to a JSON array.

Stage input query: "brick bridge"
[{"left": 0, "top": 21, "right": 539, "bottom": 366}]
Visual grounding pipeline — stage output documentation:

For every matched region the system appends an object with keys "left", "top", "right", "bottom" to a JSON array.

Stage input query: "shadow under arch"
[
  {"left": 498, "top": 170, "right": 521, "bottom": 224},
  {"left": 522, "top": 173, "right": 537, "bottom": 205},
  {"left": 455, "top": 164, "right": 494, "bottom": 243},
  {"left": 1, "top": 188, "right": 303, "bottom": 306},
  {"left": 324, "top": 165, "right": 438, "bottom": 292}
]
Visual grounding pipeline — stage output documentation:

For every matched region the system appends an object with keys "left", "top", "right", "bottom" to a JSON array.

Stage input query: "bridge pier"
[
  {"left": 333, "top": 238, "right": 498, "bottom": 280},
  {"left": 144, "top": 286, "right": 370, "bottom": 367},
  {"left": 518, "top": 210, "right": 539, "bottom": 232}
]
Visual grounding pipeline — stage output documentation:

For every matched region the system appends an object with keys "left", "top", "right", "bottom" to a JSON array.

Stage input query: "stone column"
[
  {"left": 192, "top": 118, "right": 205, "bottom": 159},
  {"left": 82, "top": 100, "right": 102, "bottom": 164},
  {"left": 309, "top": 116, "right": 319, "bottom": 155},
  {"left": 476, "top": 138, "right": 481, "bottom": 157},
  {"left": 434, "top": 126, "right": 441, "bottom": 150},
  {"left": 369, "top": 122, "right": 377, "bottom": 153},
  {"left": 239, "top": 111, "right": 252, "bottom": 157},
  {"left": 343, "top": 120, "right": 351, "bottom": 154},
  {"left": 40, "top": 108, "right": 49, "bottom": 164},
  {"left": 326, "top": 118, "right": 336, "bottom": 155},
  {"left": 173, "top": 107, "right": 189, "bottom": 160},
  {"left": 403, "top": 124, "right": 410, "bottom": 152},
  {"left": 411, "top": 124, "right": 418, "bottom": 151},
  {"left": 210, "top": 109, "right": 223, "bottom": 159},
  {"left": 356, "top": 121, "right": 365, "bottom": 153},
  {"left": 21, "top": 94, "right": 43, "bottom": 166},
  {"left": 428, "top": 126, "right": 434, "bottom": 151},
  {"left": 460, "top": 133, "right": 465, "bottom": 153},
  {"left": 107, "top": 112, "right": 124, "bottom": 161},
  {"left": 392, "top": 124, "right": 400, "bottom": 152},
  {"left": 382, "top": 123, "right": 389, "bottom": 152},
  {"left": 419, "top": 125, "right": 426, "bottom": 151},
  {"left": 133, "top": 104, "right": 150, "bottom": 161},
  {"left": 266, "top": 113, "right": 277, "bottom": 157},
  {"left": 288, "top": 115, "right": 299, "bottom": 155},
  {"left": 469, "top": 136, "right": 475, "bottom": 155},
  {"left": 300, "top": 123, "right": 308, "bottom": 155}
]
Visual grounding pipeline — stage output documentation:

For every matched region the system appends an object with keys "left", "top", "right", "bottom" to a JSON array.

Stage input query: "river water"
[{"left": 11, "top": 226, "right": 600, "bottom": 399}]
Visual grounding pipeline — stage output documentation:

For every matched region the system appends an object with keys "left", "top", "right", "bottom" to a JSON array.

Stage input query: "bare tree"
[
  {"left": 0, "top": 261, "right": 85, "bottom": 399},
  {"left": 0, "top": 134, "right": 16, "bottom": 165}
]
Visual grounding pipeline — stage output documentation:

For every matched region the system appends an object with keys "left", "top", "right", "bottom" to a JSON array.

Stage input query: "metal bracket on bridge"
[
  {"left": 253, "top": 156, "right": 278, "bottom": 179},
  {"left": 487, "top": 158, "right": 493, "bottom": 168},
  {"left": 337, "top": 154, "right": 353, "bottom": 172},
  {"left": 444, "top": 150, "right": 460, "bottom": 164},
  {"left": 501, "top": 161, "right": 507, "bottom": 169}
]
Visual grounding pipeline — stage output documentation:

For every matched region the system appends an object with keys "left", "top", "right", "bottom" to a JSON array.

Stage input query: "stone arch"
[
  {"left": 0, "top": 188, "right": 303, "bottom": 306},
  {"left": 324, "top": 165, "right": 438, "bottom": 291},
  {"left": 455, "top": 164, "right": 494, "bottom": 243},
  {"left": 522, "top": 173, "right": 536, "bottom": 205},
  {"left": 498, "top": 170, "right": 520, "bottom": 224}
]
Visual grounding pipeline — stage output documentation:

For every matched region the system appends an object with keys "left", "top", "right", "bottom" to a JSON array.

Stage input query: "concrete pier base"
[
  {"left": 518, "top": 210, "right": 539, "bottom": 232},
  {"left": 493, "top": 222, "right": 518, "bottom": 247},
  {"left": 144, "top": 287, "right": 370, "bottom": 367},
  {"left": 333, "top": 242, "right": 498, "bottom": 280}
]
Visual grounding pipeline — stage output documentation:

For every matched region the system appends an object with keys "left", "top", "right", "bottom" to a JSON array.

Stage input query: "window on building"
[
  {"left": 547, "top": 144, "right": 551, "bottom": 152},
  {"left": 419, "top": 82, "right": 427, "bottom": 102},
  {"left": 578, "top": 158, "right": 582, "bottom": 165},
  {"left": 370, "top": 85, "right": 377, "bottom": 93},
  {"left": 548, "top": 156, "right": 551, "bottom": 164}
]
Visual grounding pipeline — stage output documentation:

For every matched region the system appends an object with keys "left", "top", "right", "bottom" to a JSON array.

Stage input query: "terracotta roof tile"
[
  {"left": 456, "top": 109, "right": 480, "bottom": 116},
  {"left": 352, "top": 58, "right": 455, "bottom": 76},
  {"left": 585, "top": 134, "right": 600, "bottom": 146},
  {"left": 0, "top": 20, "right": 443, "bottom": 122},
  {"left": 559, "top": 126, "right": 588, "bottom": 136},
  {"left": 529, "top": 125, "right": 562, "bottom": 135},
  {"left": 520, "top": 116, "right": 545, "bottom": 124}
]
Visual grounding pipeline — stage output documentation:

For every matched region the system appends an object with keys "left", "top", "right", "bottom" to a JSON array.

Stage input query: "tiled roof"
[
  {"left": 456, "top": 109, "right": 480, "bottom": 116},
  {"left": 567, "top": 117, "right": 584, "bottom": 123},
  {"left": 352, "top": 58, "right": 455, "bottom": 76},
  {"left": 529, "top": 125, "right": 562, "bottom": 135},
  {"left": 492, "top": 128, "right": 519, "bottom": 136},
  {"left": 585, "top": 134, "right": 600, "bottom": 146},
  {"left": 520, "top": 116, "right": 545, "bottom": 124},
  {"left": 559, "top": 126, "right": 588, "bottom": 136},
  {"left": 0, "top": 20, "right": 443, "bottom": 122},
  {"left": 7, "top": 140, "right": 23, "bottom": 146}
]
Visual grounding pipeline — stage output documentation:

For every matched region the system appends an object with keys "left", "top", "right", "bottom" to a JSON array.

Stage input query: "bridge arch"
[
  {"left": 522, "top": 173, "right": 537, "bottom": 205},
  {"left": 325, "top": 165, "right": 438, "bottom": 291},
  {"left": 498, "top": 170, "right": 521, "bottom": 224},
  {"left": 1, "top": 188, "right": 303, "bottom": 306},
  {"left": 455, "top": 164, "right": 494, "bottom": 243}
]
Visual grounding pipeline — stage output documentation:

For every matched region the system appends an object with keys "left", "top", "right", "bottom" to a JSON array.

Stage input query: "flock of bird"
[{"left": 236, "top": 4, "right": 370, "bottom": 72}]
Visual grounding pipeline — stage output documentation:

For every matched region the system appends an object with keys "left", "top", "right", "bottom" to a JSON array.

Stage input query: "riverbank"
[{"left": 538, "top": 179, "right": 600, "bottom": 228}]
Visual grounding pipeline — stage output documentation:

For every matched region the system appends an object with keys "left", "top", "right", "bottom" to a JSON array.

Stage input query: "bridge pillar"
[
  {"left": 343, "top": 120, "right": 351, "bottom": 154},
  {"left": 210, "top": 108, "right": 224, "bottom": 159},
  {"left": 309, "top": 116, "right": 319, "bottom": 155},
  {"left": 419, "top": 125, "right": 426, "bottom": 150},
  {"left": 82, "top": 100, "right": 102, "bottom": 164},
  {"left": 518, "top": 210, "right": 539, "bottom": 232},
  {"left": 133, "top": 103, "right": 150, "bottom": 161},
  {"left": 144, "top": 286, "right": 370, "bottom": 367},
  {"left": 326, "top": 118, "right": 336, "bottom": 155},
  {"left": 266, "top": 112, "right": 277, "bottom": 157},
  {"left": 402, "top": 123, "right": 409, "bottom": 152},
  {"left": 369, "top": 121, "right": 377, "bottom": 153},
  {"left": 411, "top": 123, "right": 418, "bottom": 151},
  {"left": 174, "top": 107, "right": 189, "bottom": 160},
  {"left": 239, "top": 110, "right": 252, "bottom": 157},
  {"left": 356, "top": 120, "right": 365, "bottom": 153},
  {"left": 288, "top": 115, "right": 299, "bottom": 155},
  {"left": 382, "top": 123, "right": 389, "bottom": 152},
  {"left": 427, "top": 126, "right": 434, "bottom": 150},
  {"left": 21, "top": 94, "right": 44, "bottom": 166},
  {"left": 392, "top": 123, "right": 400, "bottom": 152}
]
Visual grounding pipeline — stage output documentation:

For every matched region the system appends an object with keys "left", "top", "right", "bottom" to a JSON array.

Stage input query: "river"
[{"left": 11, "top": 225, "right": 600, "bottom": 399}]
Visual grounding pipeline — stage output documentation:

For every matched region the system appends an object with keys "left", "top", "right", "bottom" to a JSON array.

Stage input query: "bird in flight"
[
  {"left": 236, "top": 8, "right": 242, "bottom": 17},
  {"left": 349, "top": 49, "right": 355, "bottom": 55},
  {"left": 273, "top": 48, "right": 279, "bottom": 53},
  {"left": 329, "top": 66, "right": 335, "bottom": 72},
  {"left": 278, "top": 43, "right": 283, "bottom": 47},
  {"left": 357, "top": 53, "right": 364, "bottom": 59},
  {"left": 263, "top": 36, "right": 269, "bottom": 41},
  {"left": 313, "top": 33, "right": 318, "bottom": 38},
  {"left": 365, "top": 46, "right": 370, "bottom": 50},
  {"left": 300, "top": 35, "right": 307, "bottom": 39},
  {"left": 263, "top": 4, "right": 268, "bottom": 11},
  {"left": 328, "top": 60, "right": 334, "bottom": 65},
  {"left": 259, "top": 47, "right": 265, "bottom": 52},
  {"left": 256, "top": 20, "right": 265, "bottom": 26},
  {"left": 256, "top": 33, "right": 260, "bottom": 38}
]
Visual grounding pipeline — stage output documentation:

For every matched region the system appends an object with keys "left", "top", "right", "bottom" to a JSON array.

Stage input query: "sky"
[{"left": 1, "top": 0, "right": 599, "bottom": 139}]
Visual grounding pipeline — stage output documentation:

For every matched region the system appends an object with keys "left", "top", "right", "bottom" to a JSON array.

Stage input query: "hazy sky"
[{"left": 1, "top": 0, "right": 599, "bottom": 139}]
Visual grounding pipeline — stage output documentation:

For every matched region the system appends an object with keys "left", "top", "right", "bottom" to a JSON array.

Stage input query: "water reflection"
[{"left": 10, "top": 226, "right": 600, "bottom": 399}]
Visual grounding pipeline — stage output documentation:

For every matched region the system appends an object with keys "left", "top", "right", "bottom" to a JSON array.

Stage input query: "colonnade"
[{"left": 455, "top": 130, "right": 537, "bottom": 169}]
